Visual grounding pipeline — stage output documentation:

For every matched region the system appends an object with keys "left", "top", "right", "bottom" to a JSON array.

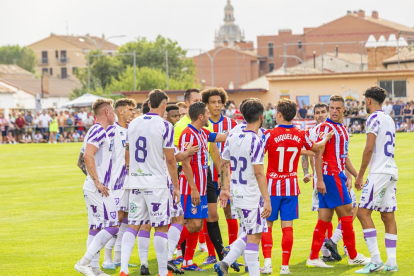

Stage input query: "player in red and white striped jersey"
[
  {"left": 260, "top": 99, "right": 333, "bottom": 274},
  {"left": 307, "top": 95, "right": 370, "bottom": 268}
]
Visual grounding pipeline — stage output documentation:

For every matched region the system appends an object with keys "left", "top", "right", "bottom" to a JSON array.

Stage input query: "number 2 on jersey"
[
  {"left": 276, "top": 147, "right": 298, "bottom": 172},
  {"left": 230, "top": 156, "right": 247, "bottom": 185},
  {"left": 135, "top": 136, "right": 148, "bottom": 162}
]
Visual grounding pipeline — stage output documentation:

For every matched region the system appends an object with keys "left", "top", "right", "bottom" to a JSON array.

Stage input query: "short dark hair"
[
  {"left": 313, "top": 102, "right": 328, "bottom": 114},
  {"left": 166, "top": 105, "right": 179, "bottom": 113},
  {"left": 142, "top": 98, "right": 150, "bottom": 114},
  {"left": 201, "top": 88, "right": 228, "bottom": 105},
  {"left": 115, "top": 98, "right": 137, "bottom": 109},
  {"left": 148, "top": 89, "right": 169, "bottom": 108},
  {"left": 364, "top": 86, "right": 387, "bottom": 105},
  {"left": 240, "top": 97, "right": 260, "bottom": 114},
  {"left": 242, "top": 100, "right": 264, "bottom": 123},
  {"left": 330, "top": 94, "right": 345, "bottom": 104},
  {"left": 188, "top": 102, "right": 206, "bottom": 121},
  {"left": 276, "top": 99, "right": 297, "bottom": 122},
  {"left": 184, "top": 88, "right": 200, "bottom": 102}
]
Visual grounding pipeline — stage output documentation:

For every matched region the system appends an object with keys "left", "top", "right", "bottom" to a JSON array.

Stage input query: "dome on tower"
[{"left": 214, "top": 0, "right": 245, "bottom": 47}]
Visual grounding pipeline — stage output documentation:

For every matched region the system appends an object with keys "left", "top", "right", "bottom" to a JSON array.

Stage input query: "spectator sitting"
[
  {"left": 15, "top": 112, "right": 26, "bottom": 142},
  {"left": 6, "top": 131, "right": 17, "bottom": 144},
  {"left": 42, "top": 131, "right": 49, "bottom": 142},
  {"left": 351, "top": 121, "right": 361, "bottom": 134},
  {"left": 34, "top": 131, "right": 44, "bottom": 143},
  {"left": 20, "top": 134, "right": 32, "bottom": 144},
  {"left": 395, "top": 118, "right": 407, "bottom": 132},
  {"left": 72, "top": 131, "right": 80, "bottom": 142},
  {"left": 410, "top": 119, "right": 414, "bottom": 132},
  {"left": 64, "top": 131, "right": 73, "bottom": 143}
]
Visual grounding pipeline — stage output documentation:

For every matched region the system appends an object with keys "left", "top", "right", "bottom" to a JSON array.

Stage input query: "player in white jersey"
[
  {"left": 74, "top": 99, "right": 120, "bottom": 276},
  {"left": 229, "top": 98, "right": 267, "bottom": 139},
  {"left": 355, "top": 87, "right": 399, "bottom": 273},
  {"left": 214, "top": 99, "right": 271, "bottom": 276},
  {"left": 120, "top": 90, "right": 180, "bottom": 276},
  {"left": 102, "top": 98, "right": 137, "bottom": 270}
]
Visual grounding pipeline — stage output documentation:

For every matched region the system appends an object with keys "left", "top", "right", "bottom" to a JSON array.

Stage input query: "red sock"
[
  {"left": 340, "top": 216, "right": 357, "bottom": 259},
  {"left": 198, "top": 228, "right": 205, "bottom": 244},
  {"left": 178, "top": 225, "right": 191, "bottom": 246},
  {"left": 310, "top": 220, "right": 330, "bottom": 260},
  {"left": 282, "top": 227, "right": 293, "bottom": 266},
  {"left": 261, "top": 227, "right": 273, "bottom": 259},
  {"left": 184, "top": 231, "right": 199, "bottom": 262},
  {"left": 203, "top": 219, "right": 216, "bottom": 257},
  {"left": 327, "top": 221, "right": 333, "bottom": 239},
  {"left": 226, "top": 218, "right": 239, "bottom": 245},
  {"left": 177, "top": 244, "right": 181, "bottom": 251}
]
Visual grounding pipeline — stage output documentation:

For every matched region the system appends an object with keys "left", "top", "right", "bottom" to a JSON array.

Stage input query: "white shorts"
[
  {"left": 84, "top": 189, "right": 119, "bottom": 229},
  {"left": 311, "top": 179, "right": 357, "bottom": 211},
  {"left": 169, "top": 183, "right": 183, "bottom": 218},
  {"left": 359, "top": 174, "right": 397, "bottom": 212},
  {"left": 128, "top": 188, "right": 171, "bottom": 227},
  {"left": 235, "top": 206, "right": 268, "bottom": 235},
  {"left": 113, "top": 189, "right": 129, "bottom": 212}
]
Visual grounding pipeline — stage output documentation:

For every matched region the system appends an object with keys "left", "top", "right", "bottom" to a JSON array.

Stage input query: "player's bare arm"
[
  {"left": 181, "top": 155, "right": 200, "bottom": 206},
  {"left": 175, "top": 142, "right": 200, "bottom": 162},
  {"left": 84, "top": 143, "right": 109, "bottom": 197},
  {"left": 164, "top": 148, "right": 181, "bottom": 205},
  {"left": 210, "top": 143, "right": 222, "bottom": 188},
  {"left": 302, "top": 154, "right": 312, "bottom": 183},
  {"left": 219, "top": 159, "right": 231, "bottom": 208},
  {"left": 253, "top": 164, "right": 271, "bottom": 219},
  {"left": 310, "top": 130, "right": 335, "bottom": 152},
  {"left": 355, "top": 133, "right": 376, "bottom": 191},
  {"left": 345, "top": 156, "right": 358, "bottom": 178},
  {"left": 315, "top": 147, "right": 326, "bottom": 195},
  {"left": 345, "top": 168, "right": 353, "bottom": 191},
  {"left": 77, "top": 152, "right": 87, "bottom": 176},
  {"left": 301, "top": 149, "right": 315, "bottom": 156},
  {"left": 125, "top": 143, "right": 130, "bottom": 173},
  {"left": 214, "top": 131, "right": 229, "bottom": 143}
]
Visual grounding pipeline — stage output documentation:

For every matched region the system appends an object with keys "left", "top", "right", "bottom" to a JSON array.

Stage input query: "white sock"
[
  {"left": 87, "top": 230, "right": 100, "bottom": 268},
  {"left": 223, "top": 234, "right": 246, "bottom": 265},
  {"left": 176, "top": 249, "right": 182, "bottom": 257},
  {"left": 264, "top": 257, "right": 272, "bottom": 267},
  {"left": 80, "top": 227, "right": 118, "bottom": 266},
  {"left": 104, "top": 237, "right": 116, "bottom": 262},
  {"left": 321, "top": 238, "right": 331, "bottom": 257},
  {"left": 168, "top": 223, "right": 183, "bottom": 261},
  {"left": 331, "top": 223, "right": 342, "bottom": 244},
  {"left": 114, "top": 222, "right": 128, "bottom": 263},
  {"left": 363, "top": 228, "right": 382, "bottom": 264},
  {"left": 121, "top": 228, "right": 137, "bottom": 274},
  {"left": 138, "top": 230, "right": 150, "bottom": 266},
  {"left": 385, "top": 233, "right": 397, "bottom": 267},
  {"left": 245, "top": 243, "right": 260, "bottom": 276},
  {"left": 154, "top": 232, "right": 169, "bottom": 276}
]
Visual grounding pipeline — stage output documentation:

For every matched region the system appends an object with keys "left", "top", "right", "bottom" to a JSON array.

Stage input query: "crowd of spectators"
[
  {"left": 222, "top": 98, "right": 414, "bottom": 134},
  {"left": 0, "top": 108, "right": 95, "bottom": 144}
]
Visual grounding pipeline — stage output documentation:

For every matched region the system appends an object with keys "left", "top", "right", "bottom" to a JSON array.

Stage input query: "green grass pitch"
[{"left": 1, "top": 133, "right": 413, "bottom": 275}]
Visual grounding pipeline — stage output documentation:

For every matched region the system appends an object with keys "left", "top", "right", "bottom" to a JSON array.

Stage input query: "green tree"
[
  {"left": 0, "top": 45, "right": 37, "bottom": 73},
  {"left": 117, "top": 35, "right": 195, "bottom": 79}
]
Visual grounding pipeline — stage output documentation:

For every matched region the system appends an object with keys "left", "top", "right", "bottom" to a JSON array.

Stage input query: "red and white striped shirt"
[
  {"left": 209, "top": 115, "right": 237, "bottom": 182},
  {"left": 264, "top": 125, "right": 314, "bottom": 196},
  {"left": 315, "top": 118, "right": 349, "bottom": 175},
  {"left": 179, "top": 124, "right": 216, "bottom": 196}
]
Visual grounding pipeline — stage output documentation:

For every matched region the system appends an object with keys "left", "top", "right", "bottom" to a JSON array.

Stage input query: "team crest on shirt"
[{"left": 110, "top": 211, "right": 117, "bottom": 219}]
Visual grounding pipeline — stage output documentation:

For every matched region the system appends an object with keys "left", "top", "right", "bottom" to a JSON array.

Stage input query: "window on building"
[
  {"left": 49, "top": 68, "right": 53, "bottom": 76},
  {"left": 55, "top": 50, "right": 58, "bottom": 58},
  {"left": 42, "top": 68, "right": 48, "bottom": 75},
  {"left": 41, "top": 51, "right": 48, "bottom": 64},
  {"left": 268, "top": 42, "right": 274, "bottom": 58},
  {"left": 378, "top": 79, "right": 407, "bottom": 98},
  {"left": 72, "top": 67, "right": 78, "bottom": 75},
  {"left": 298, "top": 41, "right": 302, "bottom": 49},
  {"left": 61, "top": 67, "right": 67, "bottom": 79},
  {"left": 60, "top": 50, "right": 67, "bottom": 63},
  {"left": 269, "top": 63, "right": 274, "bottom": 72}
]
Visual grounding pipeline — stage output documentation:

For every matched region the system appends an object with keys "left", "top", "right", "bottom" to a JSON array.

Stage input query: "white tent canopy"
[{"left": 62, "top": 93, "right": 110, "bottom": 108}]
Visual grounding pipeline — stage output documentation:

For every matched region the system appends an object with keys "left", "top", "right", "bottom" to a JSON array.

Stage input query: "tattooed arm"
[
  {"left": 302, "top": 154, "right": 309, "bottom": 175},
  {"left": 219, "top": 159, "right": 231, "bottom": 208},
  {"left": 77, "top": 152, "right": 87, "bottom": 176}
]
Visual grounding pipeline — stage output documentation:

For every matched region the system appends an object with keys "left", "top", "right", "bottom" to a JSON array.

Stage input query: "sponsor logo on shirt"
[
  {"left": 143, "top": 116, "right": 152, "bottom": 120},
  {"left": 122, "top": 140, "right": 126, "bottom": 147},
  {"left": 129, "top": 202, "right": 137, "bottom": 213},
  {"left": 379, "top": 188, "right": 386, "bottom": 198},
  {"left": 131, "top": 168, "right": 153, "bottom": 177},
  {"left": 239, "top": 134, "right": 246, "bottom": 138}
]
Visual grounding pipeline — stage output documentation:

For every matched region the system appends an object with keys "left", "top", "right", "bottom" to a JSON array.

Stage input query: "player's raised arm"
[
  {"left": 84, "top": 143, "right": 109, "bottom": 197},
  {"left": 310, "top": 130, "right": 334, "bottom": 152},
  {"left": 175, "top": 142, "right": 199, "bottom": 162},
  {"left": 355, "top": 133, "right": 376, "bottom": 190},
  {"left": 214, "top": 131, "right": 229, "bottom": 142}
]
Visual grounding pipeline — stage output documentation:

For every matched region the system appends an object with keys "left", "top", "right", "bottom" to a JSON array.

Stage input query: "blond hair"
[
  {"left": 176, "top": 102, "right": 186, "bottom": 108},
  {"left": 92, "top": 98, "right": 113, "bottom": 115}
]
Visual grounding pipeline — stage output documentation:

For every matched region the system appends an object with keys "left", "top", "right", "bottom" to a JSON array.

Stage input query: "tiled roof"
[
  {"left": 325, "top": 52, "right": 368, "bottom": 65},
  {"left": 0, "top": 64, "right": 34, "bottom": 77},
  {"left": 349, "top": 14, "right": 414, "bottom": 33},
  {"left": 383, "top": 46, "right": 414, "bottom": 64},
  {"left": 0, "top": 82, "right": 15, "bottom": 93},
  {"left": 29, "top": 34, "right": 119, "bottom": 51}
]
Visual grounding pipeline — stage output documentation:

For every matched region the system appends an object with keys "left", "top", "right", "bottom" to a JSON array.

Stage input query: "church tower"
[{"left": 214, "top": 0, "right": 245, "bottom": 47}]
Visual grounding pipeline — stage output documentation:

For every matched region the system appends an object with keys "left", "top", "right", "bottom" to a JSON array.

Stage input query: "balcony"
[
  {"left": 57, "top": 57, "right": 69, "bottom": 64},
  {"left": 39, "top": 57, "right": 48, "bottom": 65}
]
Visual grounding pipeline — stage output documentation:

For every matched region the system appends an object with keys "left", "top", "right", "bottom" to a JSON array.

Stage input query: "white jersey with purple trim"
[
  {"left": 229, "top": 121, "right": 266, "bottom": 140},
  {"left": 222, "top": 130, "right": 265, "bottom": 209},
  {"left": 82, "top": 123, "right": 114, "bottom": 192},
  {"left": 109, "top": 123, "right": 128, "bottom": 191},
  {"left": 365, "top": 110, "right": 398, "bottom": 178},
  {"left": 126, "top": 113, "right": 175, "bottom": 189}
]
